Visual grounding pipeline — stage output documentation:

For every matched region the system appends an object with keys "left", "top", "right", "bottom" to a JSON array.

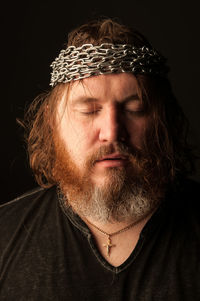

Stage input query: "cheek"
[
  {"left": 128, "top": 118, "right": 147, "bottom": 147},
  {"left": 59, "top": 115, "right": 98, "bottom": 158}
]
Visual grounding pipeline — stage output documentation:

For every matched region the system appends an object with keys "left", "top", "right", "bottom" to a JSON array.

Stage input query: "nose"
[{"left": 98, "top": 106, "right": 127, "bottom": 143}]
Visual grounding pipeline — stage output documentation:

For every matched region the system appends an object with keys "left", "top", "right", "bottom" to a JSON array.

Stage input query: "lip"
[
  {"left": 96, "top": 153, "right": 128, "bottom": 167},
  {"left": 97, "top": 153, "right": 127, "bottom": 161}
]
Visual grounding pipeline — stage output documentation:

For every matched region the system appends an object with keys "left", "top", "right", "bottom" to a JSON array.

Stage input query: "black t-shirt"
[{"left": 0, "top": 179, "right": 200, "bottom": 300}]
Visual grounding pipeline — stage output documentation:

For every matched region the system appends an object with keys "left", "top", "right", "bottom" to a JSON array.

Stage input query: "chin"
[{"left": 91, "top": 168, "right": 124, "bottom": 188}]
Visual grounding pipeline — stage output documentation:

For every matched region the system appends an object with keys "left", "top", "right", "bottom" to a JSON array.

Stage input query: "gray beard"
[
  {"left": 63, "top": 169, "right": 160, "bottom": 223},
  {"left": 77, "top": 187, "right": 155, "bottom": 223}
]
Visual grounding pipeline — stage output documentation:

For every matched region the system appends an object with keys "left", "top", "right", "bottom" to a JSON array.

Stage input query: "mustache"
[{"left": 86, "top": 142, "right": 142, "bottom": 167}]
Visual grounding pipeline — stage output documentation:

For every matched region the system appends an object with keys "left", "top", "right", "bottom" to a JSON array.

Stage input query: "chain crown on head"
[{"left": 50, "top": 43, "right": 168, "bottom": 87}]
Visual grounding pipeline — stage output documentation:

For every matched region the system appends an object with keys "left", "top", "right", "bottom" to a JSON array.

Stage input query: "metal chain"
[
  {"left": 50, "top": 43, "right": 168, "bottom": 87},
  {"left": 84, "top": 217, "right": 140, "bottom": 238}
]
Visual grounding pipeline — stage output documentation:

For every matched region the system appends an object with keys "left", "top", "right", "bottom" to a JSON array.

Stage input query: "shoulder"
[
  {"left": 0, "top": 186, "right": 57, "bottom": 211},
  {"left": 0, "top": 187, "right": 45, "bottom": 208},
  {"left": 170, "top": 177, "right": 200, "bottom": 204},
  {"left": 158, "top": 177, "right": 200, "bottom": 230},
  {"left": 167, "top": 177, "right": 200, "bottom": 230},
  {"left": 0, "top": 186, "right": 58, "bottom": 241},
  {"left": 0, "top": 187, "right": 55, "bottom": 212}
]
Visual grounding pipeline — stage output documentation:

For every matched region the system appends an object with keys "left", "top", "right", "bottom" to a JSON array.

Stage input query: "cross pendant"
[{"left": 103, "top": 235, "right": 115, "bottom": 256}]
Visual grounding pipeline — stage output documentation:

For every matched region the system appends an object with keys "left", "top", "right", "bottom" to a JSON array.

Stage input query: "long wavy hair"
[{"left": 24, "top": 18, "right": 196, "bottom": 188}]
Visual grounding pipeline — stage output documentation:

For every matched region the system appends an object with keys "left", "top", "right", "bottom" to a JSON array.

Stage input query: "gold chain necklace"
[{"left": 85, "top": 218, "right": 140, "bottom": 257}]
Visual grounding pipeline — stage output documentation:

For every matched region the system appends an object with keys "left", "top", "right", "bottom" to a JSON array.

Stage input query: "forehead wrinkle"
[
  {"left": 121, "top": 94, "right": 140, "bottom": 103},
  {"left": 68, "top": 79, "right": 99, "bottom": 105},
  {"left": 68, "top": 73, "right": 142, "bottom": 105},
  {"left": 70, "top": 94, "right": 141, "bottom": 107}
]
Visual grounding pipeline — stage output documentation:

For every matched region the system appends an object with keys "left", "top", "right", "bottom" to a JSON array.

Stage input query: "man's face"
[
  {"left": 56, "top": 73, "right": 147, "bottom": 187},
  {"left": 54, "top": 73, "right": 162, "bottom": 222}
]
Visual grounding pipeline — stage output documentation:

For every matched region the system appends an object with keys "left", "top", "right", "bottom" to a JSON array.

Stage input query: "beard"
[{"left": 53, "top": 137, "right": 165, "bottom": 223}]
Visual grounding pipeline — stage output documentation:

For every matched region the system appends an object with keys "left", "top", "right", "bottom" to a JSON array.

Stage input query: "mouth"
[{"left": 96, "top": 153, "right": 128, "bottom": 167}]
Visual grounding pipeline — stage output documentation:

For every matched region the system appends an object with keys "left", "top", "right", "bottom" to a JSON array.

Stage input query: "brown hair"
[{"left": 24, "top": 18, "right": 196, "bottom": 188}]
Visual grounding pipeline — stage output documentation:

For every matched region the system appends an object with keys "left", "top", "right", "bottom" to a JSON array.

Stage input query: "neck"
[
  {"left": 82, "top": 209, "right": 155, "bottom": 234},
  {"left": 82, "top": 212, "right": 154, "bottom": 267}
]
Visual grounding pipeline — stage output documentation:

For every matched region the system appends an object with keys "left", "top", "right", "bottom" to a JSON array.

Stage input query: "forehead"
[{"left": 67, "top": 73, "right": 140, "bottom": 103}]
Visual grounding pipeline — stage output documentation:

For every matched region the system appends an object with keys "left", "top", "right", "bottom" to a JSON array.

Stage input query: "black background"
[{"left": 1, "top": 0, "right": 200, "bottom": 204}]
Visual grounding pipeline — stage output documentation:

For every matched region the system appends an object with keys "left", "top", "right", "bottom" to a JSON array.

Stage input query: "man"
[{"left": 0, "top": 18, "right": 199, "bottom": 300}]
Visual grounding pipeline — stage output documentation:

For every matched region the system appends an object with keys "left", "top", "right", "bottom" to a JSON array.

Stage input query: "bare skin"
[
  {"left": 57, "top": 73, "right": 147, "bottom": 186},
  {"left": 82, "top": 214, "right": 152, "bottom": 267}
]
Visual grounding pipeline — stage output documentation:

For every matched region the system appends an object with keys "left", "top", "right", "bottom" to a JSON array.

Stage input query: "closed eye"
[
  {"left": 76, "top": 103, "right": 102, "bottom": 116},
  {"left": 81, "top": 110, "right": 101, "bottom": 115},
  {"left": 123, "top": 104, "right": 145, "bottom": 116},
  {"left": 125, "top": 108, "right": 145, "bottom": 115}
]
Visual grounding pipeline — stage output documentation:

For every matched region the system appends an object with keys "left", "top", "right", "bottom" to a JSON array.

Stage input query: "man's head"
[{"left": 26, "top": 18, "right": 194, "bottom": 222}]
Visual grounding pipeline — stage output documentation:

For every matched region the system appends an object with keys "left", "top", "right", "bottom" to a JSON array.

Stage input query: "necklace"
[{"left": 85, "top": 218, "right": 140, "bottom": 257}]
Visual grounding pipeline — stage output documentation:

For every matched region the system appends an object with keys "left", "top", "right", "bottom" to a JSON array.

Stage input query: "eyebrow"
[
  {"left": 71, "top": 94, "right": 140, "bottom": 105},
  {"left": 122, "top": 94, "right": 140, "bottom": 103},
  {"left": 72, "top": 97, "right": 99, "bottom": 105}
]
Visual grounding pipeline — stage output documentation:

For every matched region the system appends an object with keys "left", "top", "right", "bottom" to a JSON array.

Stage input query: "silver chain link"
[{"left": 50, "top": 43, "right": 167, "bottom": 87}]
